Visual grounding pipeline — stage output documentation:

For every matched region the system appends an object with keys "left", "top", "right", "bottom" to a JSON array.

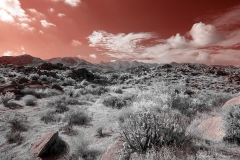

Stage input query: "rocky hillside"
[{"left": 0, "top": 54, "right": 45, "bottom": 66}]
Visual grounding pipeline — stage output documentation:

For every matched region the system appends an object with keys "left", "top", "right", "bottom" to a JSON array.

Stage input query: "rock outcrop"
[
  {"left": 30, "top": 131, "right": 59, "bottom": 157},
  {"left": 101, "top": 138, "right": 123, "bottom": 160}
]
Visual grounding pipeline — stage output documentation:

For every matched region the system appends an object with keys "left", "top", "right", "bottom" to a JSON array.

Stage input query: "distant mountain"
[
  {"left": 96, "top": 60, "right": 160, "bottom": 71},
  {"left": 0, "top": 54, "right": 45, "bottom": 66},
  {"left": 47, "top": 57, "right": 100, "bottom": 72},
  {"left": 47, "top": 57, "right": 91, "bottom": 66}
]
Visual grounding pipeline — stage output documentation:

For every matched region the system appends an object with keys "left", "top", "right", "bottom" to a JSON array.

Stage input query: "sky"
[{"left": 0, "top": 0, "right": 240, "bottom": 65}]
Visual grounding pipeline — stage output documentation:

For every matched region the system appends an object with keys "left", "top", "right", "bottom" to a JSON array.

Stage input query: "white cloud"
[
  {"left": 39, "top": 30, "right": 44, "bottom": 34},
  {"left": 2, "top": 50, "right": 22, "bottom": 56},
  {"left": 89, "top": 54, "right": 97, "bottom": 59},
  {"left": 88, "top": 30, "right": 156, "bottom": 56},
  {"left": 3, "top": 51, "right": 12, "bottom": 56},
  {"left": 49, "top": 8, "right": 54, "bottom": 13},
  {"left": 71, "top": 40, "right": 82, "bottom": 46},
  {"left": 213, "top": 5, "right": 240, "bottom": 30},
  {"left": 189, "top": 22, "right": 224, "bottom": 47},
  {"left": 88, "top": 22, "right": 240, "bottom": 65},
  {"left": 58, "top": 13, "right": 65, "bottom": 17},
  {"left": 0, "top": 9, "right": 14, "bottom": 22},
  {"left": 0, "top": 0, "right": 29, "bottom": 23},
  {"left": 51, "top": 0, "right": 81, "bottom": 7},
  {"left": 40, "top": 20, "right": 56, "bottom": 28},
  {"left": 64, "top": 0, "right": 81, "bottom": 7},
  {"left": 28, "top": 8, "right": 45, "bottom": 18}
]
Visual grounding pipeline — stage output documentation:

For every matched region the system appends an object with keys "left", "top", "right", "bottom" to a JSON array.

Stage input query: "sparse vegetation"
[
  {"left": 102, "top": 94, "right": 134, "bottom": 109},
  {"left": 29, "top": 73, "right": 39, "bottom": 80},
  {"left": 41, "top": 110, "right": 61, "bottom": 123},
  {"left": 71, "top": 136, "right": 101, "bottom": 160},
  {"left": 21, "top": 88, "right": 61, "bottom": 98},
  {"left": 47, "top": 98, "right": 69, "bottom": 113},
  {"left": 66, "top": 110, "right": 91, "bottom": 126},
  {"left": 6, "top": 131, "right": 23, "bottom": 144},
  {"left": 224, "top": 105, "right": 240, "bottom": 144},
  {"left": 0, "top": 92, "right": 15, "bottom": 106},
  {"left": 24, "top": 95, "right": 37, "bottom": 106}
]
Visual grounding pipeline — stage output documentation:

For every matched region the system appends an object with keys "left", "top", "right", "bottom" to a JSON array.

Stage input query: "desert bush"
[
  {"left": 71, "top": 136, "right": 101, "bottom": 160},
  {"left": 102, "top": 94, "right": 134, "bottom": 109},
  {"left": 47, "top": 99, "right": 69, "bottom": 113},
  {"left": 80, "top": 79, "right": 90, "bottom": 86},
  {"left": 120, "top": 110, "right": 192, "bottom": 154},
  {"left": 6, "top": 131, "right": 23, "bottom": 144},
  {"left": 66, "top": 110, "right": 91, "bottom": 126},
  {"left": 41, "top": 110, "right": 61, "bottom": 123},
  {"left": 64, "top": 87, "right": 78, "bottom": 97},
  {"left": 24, "top": 95, "right": 37, "bottom": 106},
  {"left": 111, "top": 86, "right": 123, "bottom": 94},
  {"left": 60, "top": 125, "right": 78, "bottom": 136},
  {"left": 39, "top": 75, "right": 48, "bottom": 81},
  {"left": 224, "top": 105, "right": 240, "bottom": 144},
  {"left": 29, "top": 73, "right": 39, "bottom": 80},
  {"left": 21, "top": 88, "right": 61, "bottom": 98},
  {"left": 8, "top": 116, "right": 28, "bottom": 132},
  {"left": 0, "top": 92, "right": 15, "bottom": 105},
  {"left": 64, "top": 77, "right": 76, "bottom": 86},
  {"left": 59, "top": 95, "right": 79, "bottom": 105},
  {"left": 95, "top": 127, "right": 104, "bottom": 138},
  {"left": 88, "top": 86, "right": 109, "bottom": 95}
]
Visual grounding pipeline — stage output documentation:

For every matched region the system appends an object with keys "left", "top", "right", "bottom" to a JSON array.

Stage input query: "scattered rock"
[
  {"left": 101, "top": 138, "right": 124, "bottom": 160},
  {"left": 197, "top": 116, "right": 226, "bottom": 142},
  {"left": 28, "top": 80, "right": 41, "bottom": 85},
  {"left": 68, "top": 68, "right": 95, "bottom": 81},
  {"left": 222, "top": 96, "right": 240, "bottom": 108},
  {"left": 30, "top": 131, "right": 59, "bottom": 157},
  {"left": 51, "top": 84, "right": 63, "bottom": 91},
  {"left": 37, "top": 63, "right": 56, "bottom": 70}
]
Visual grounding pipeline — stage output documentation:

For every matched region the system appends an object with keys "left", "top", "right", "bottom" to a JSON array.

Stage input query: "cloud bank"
[{"left": 88, "top": 22, "right": 240, "bottom": 65}]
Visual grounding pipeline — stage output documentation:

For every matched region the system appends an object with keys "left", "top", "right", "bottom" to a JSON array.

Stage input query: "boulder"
[
  {"left": 101, "top": 138, "right": 124, "bottom": 160},
  {"left": 51, "top": 84, "right": 63, "bottom": 91},
  {"left": 25, "top": 84, "right": 45, "bottom": 89},
  {"left": 37, "top": 63, "right": 55, "bottom": 70},
  {"left": 15, "top": 77, "right": 29, "bottom": 84},
  {"left": 30, "top": 131, "right": 59, "bottom": 157},
  {"left": 0, "top": 84, "right": 17, "bottom": 92},
  {"left": 28, "top": 80, "right": 41, "bottom": 85},
  {"left": 214, "top": 69, "right": 228, "bottom": 76},
  {"left": 197, "top": 116, "right": 226, "bottom": 142},
  {"left": 68, "top": 68, "right": 95, "bottom": 81},
  {"left": 222, "top": 96, "right": 240, "bottom": 108}
]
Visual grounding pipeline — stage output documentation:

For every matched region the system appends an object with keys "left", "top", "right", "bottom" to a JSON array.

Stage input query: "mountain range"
[{"left": 0, "top": 54, "right": 160, "bottom": 71}]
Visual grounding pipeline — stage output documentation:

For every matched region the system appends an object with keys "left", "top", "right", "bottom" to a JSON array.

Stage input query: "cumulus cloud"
[
  {"left": 189, "top": 22, "right": 224, "bottom": 47},
  {"left": 0, "top": 0, "right": 29, "bottom": 23},
  {"left": 71, "top": 40, "right": 82, "bottom": 46},
  {"left": 88, "top": 30, "right": 156, "bottom": 57},
  {"left": 89, "top": 54, "right": 97, "bottom": 59},
  {"left": 40, "top": 20, "right": 56, "bottom": 28},
  {"left": 88, "top": 22, "right": 240, "bottom": 65}
]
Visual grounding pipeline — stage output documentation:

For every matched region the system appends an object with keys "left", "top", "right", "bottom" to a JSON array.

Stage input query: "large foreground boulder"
[
  {"left": 197, "top": 116, "right": 226, "bottom": 142},
  {"left": 222, "top": 96, "right": 240, "bottom": 108},
  {"left": 197, "top": 96, "right": 240, "bottom": 142},
  {"left": 31, "top": 131, "right": 59, "bottom": 157}
]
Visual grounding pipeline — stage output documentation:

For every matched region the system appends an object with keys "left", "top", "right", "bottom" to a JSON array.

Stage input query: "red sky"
[{"left": 0, "top": 0, "right": 240, "bottom": 65}]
